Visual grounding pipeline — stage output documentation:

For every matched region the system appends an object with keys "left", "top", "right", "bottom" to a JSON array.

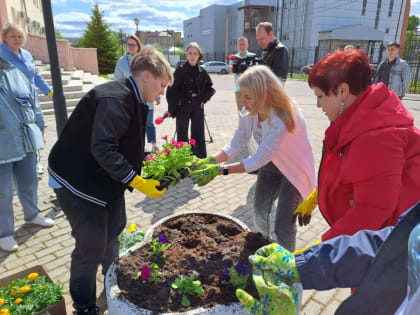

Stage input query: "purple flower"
[
  {"left": 234, "top": 262, "right": 248, "bottom": 275},
  {"left": 158, "top": 233, "right": 168, "bottom": 244},
  {"left": 222, "top": 268, "right": 231, "bottom": 282},
  {"left": 140, "top": 265, "right": 152, "bottom": 280}
]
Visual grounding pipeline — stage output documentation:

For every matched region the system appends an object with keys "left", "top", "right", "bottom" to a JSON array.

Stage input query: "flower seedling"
[
  {"left": 221, "top": 262, "right": 249, "bottom": 289},
  {"left": 136, "top": 264, "right": 160, "bottom": 283},
  {"left": 119, "top": 223, "right": 145, "bottom": 255},
  {"left": 150, "top": 234, "right": 171, "bottom": 260},
  {"left": 171, "top": 272, "right": 204, "bottom": 307}
]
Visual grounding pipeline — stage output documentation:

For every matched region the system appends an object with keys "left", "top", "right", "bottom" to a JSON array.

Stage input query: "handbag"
[{"left": 0, "top": 87, "right": 44, "bottom": 152}]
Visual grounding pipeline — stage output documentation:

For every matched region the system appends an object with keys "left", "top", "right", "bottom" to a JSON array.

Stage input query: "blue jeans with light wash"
[
  {"left": 0, "top": 153, "right": 39, "bottom": 238},
  {"left": 146, "top": 108, "right": 156, "bottom": 144},
  {"left": 254, "top": 162, "right": 302, "bottom": 252}
]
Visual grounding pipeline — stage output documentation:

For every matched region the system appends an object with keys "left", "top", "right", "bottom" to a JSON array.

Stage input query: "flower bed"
[
  {"left": 106, "top": 213, "right": 271, "bottom": 314},
  {"left": 0, "top": 265, "right": 65, "bottom": 315}
]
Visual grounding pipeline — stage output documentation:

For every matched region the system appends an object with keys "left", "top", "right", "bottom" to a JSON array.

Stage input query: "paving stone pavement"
[{"left": 1, "top": 74, "right": 419, "bottom": 315}]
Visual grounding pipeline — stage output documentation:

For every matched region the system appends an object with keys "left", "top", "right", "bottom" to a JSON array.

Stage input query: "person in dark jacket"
[
  {"left": 236, "top": 201, "right": 420, "bottom": 315},
  {"left": 256, "top": 22, "right": 289, "bottom": 84},
  {"left": 165, "top": 42, "right": 215, "bottom": 158},
  {"left": 48, "top": 48, "right": 173, "bottom": 315}
]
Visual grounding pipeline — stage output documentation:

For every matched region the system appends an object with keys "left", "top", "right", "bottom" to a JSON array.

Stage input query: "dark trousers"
[
  {"left": 55, "top": 188, "right": 126, "bottom": 311},
  {"left": 176, "top": 101, "right": 206, "bottom": 158}
]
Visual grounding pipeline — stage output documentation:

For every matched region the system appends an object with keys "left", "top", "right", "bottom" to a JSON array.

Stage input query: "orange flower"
[
  {"left": 14, "top": 298, "right": 23, "bottom": 304},
  {"left": 0, "top": 299, "right": 4, "bottom": 307},
  {"left": 0, "top": 309, "right": 10, "bottom": 315},
  {"left": 19, "top": 285, "right": 30, "bottom": 293},
  {"left": 27, "top": 272, "right": 39, "bottom": 280},
  {"left": 10, "top": 289, "right": 19, "bottom": 297}
]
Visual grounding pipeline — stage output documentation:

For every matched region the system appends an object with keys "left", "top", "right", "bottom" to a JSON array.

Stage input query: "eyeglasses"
[{"left": 127, "top": 43, "right": 138, "bottom": 47}]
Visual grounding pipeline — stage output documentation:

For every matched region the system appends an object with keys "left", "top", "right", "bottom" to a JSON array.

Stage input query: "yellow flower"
[
  {"left": 10, "top": 289, "right": 19, "bottom": 297},
  {"left": 27, "top": 272, "right": 39, "bottom": 280},
  {"left": 14, "top": 298, "right": 23, "bottom": 304},
  {"left": 0, "top": 309, "right": 10, "bottom": 315},
  {"left": 19, "top": 285, "right": 30, "bottom": 293},
  {"left": 126, "top": 223, "right": 136, "bottom": 234},
  {"left": 0, "top": 299, "right": 4, "bottom": 307},
  {"left": 42, "top": 286, "right": 46, "bottom": 290}
]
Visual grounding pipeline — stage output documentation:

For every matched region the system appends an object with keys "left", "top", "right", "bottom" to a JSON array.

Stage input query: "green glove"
[
  {"left": 191, "top": 156, "right": 216, "bottom": 170},
  {"left": 129, "top": 175, "right": 166, "bottom": 198},
  {"left": 249, "top": 243, "right": 300, "bottom": 282},
  {"left": 236, "top": 266, "right": 299, "bottom": 315},
  {"left": 190, "top": 164, "right": 221, "bottom": 186}
]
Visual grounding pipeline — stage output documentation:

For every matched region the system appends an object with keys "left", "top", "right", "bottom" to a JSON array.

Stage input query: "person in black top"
[
  {"left": 166, "top": 42, "right": 215, "bottom": 158},
  {"left": 48, "top": 48, "right": 173, "bottom": 315},
  {"left": 256, "top": 22, "right": 289, "bottom": 85}
]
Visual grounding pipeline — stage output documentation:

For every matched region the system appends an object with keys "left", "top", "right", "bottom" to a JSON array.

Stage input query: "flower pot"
[
  {"left": 106, "top": 212, "right": 302, "bottom": 314},
  {"left": 0, "top": 265, "right": 66, "bottom": 315}
]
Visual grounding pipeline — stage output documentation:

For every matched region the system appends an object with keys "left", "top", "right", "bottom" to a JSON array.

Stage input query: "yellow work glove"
[
  {"left": 292, "top": 238, "right": 321, "bottom": 255},
  {"left": 48, "top": 91, "right": 54, "bottom": 99},
  {"left": 129, "top": 175, "right": 166, "bottom": 198},
  {"left": 292, "top": 188, "right": 318, "bottom": 226}
]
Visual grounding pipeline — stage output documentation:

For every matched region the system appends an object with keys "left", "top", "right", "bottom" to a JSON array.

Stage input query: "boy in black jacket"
[{"left": 48, "top": 48, "right": 173, "bottom": 315}]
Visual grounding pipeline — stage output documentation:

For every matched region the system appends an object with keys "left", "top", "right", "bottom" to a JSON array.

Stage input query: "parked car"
[
  {"left": 300, "top": 64, "right": 314, "bottom": 75},
  {"left": 202, "top": 61, "right": 229, "bottom": 74}
]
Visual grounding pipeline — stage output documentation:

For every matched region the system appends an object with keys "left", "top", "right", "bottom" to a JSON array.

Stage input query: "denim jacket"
[
  {"left": 374, "top": 57, "right": 412, "bottom": 97},
  {"left": 0, "top": 58, "right": 45, "bottom": 164}
]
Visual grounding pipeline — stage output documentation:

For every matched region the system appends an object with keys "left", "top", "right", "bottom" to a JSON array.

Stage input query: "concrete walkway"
[{"left": 1, "top": 74, "right": 419, "bottom": 314}]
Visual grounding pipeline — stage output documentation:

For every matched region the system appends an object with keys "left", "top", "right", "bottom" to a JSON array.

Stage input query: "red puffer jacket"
[{"left": 319, "top": 83, "right": 420, "bottom": 241}]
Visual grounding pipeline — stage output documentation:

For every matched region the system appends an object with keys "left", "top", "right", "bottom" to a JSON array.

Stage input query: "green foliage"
[
  {"left": 149, "top": 236, "right": 171, "bottom": 260},
  {"left": 119, "top": 225, "right": 145, "bottom": 254},
  {"left": 408, "top": 15, "right": 420, "bottom": 32},
  {"left": 403, "top": 30, "right": 420, "bottom": 61},
  {"left": 0, "top": 274, "right": 63, "bottom": 315},
  {"left": 78, "top": 3, "right": 120, "bottom": 74},
  {"left": 54, "top": 29, "right": 63, "bottom": 39},
  {"left": 175, "top": 42, "right": 184, "bottom": 49},
  {"left": 221, "top": 262, "right": 249, "bottom": 289},
  {"left": 171, "top": 273, "right": 204, "bottom": 307},
  {"left": 152, "top": 43, "right": 163, "bottom": 52}
]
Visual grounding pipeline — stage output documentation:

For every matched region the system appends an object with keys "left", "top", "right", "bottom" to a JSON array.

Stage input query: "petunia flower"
[
  {"left": 165, "top": 148, "right": 171, "bottom": 155},
  {"left": 145, "top": 156, "right": 154, "bottom": 162},
  {"left": 189, "top": 138, "right": 196, "bottom": 147},
  {"left": 140, "top": 265, "right": 152, "bottom": 281},
  {"left": 162, "top": 135, "right": 168, "bottom": 141},
  {"left": 155, "top": 117, "right": 164, "bottom": 125},
  {"left": 222, "top": 268, "right": 231, "bottom": 282},
  {"left": 234, "top": 262, "right": 248, "bottom": 275},
  {"left": 158, "top": 233, "right": 168, "bottom": 244}
]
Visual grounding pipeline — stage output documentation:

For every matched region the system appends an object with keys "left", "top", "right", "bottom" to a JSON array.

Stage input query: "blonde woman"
[{"left": 191, "top": 65, "right": 316, "bottom": 251}]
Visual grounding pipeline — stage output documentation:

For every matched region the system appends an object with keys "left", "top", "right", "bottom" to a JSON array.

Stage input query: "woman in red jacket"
[{"left": 303, "top": 49, "right": 420, "bottom": 241}]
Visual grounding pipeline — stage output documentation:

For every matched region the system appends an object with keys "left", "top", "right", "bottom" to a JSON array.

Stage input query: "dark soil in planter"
[{"left": 117, "top": 213, "right": 270, "bottom": 313}]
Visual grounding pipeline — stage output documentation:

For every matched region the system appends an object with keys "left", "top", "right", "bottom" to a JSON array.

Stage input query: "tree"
[
  {"left": 408, "top": 15, "right": 420, "bottom": 32},
  {"left": 55, "top": 29, "right": 63, "bottom": 39},
  {"left": 78, "top": 3, "right": 119, "bottom": 74}
]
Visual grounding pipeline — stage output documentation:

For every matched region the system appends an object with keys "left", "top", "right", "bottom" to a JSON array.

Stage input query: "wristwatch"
[{"left": 223, "top": 167, "right": 229, "bottom": 176}]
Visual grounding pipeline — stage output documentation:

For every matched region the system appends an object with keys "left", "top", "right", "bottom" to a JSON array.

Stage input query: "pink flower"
[
  {"left": 162, "top": 135, "right": 168, "bottom": 141},
  {"left": 155, "top": 117, "right": 164, "bottom": 125},
  {"left": 140, "top": 265, "right": 152, "bottom": 280},
  {"left": 171, "top": 139, "right": 177, "bottom": 145},
  {"left": 189, "top": 138, "right": 196, "bottom": 147},
  {"left": 165, "top": 148, "right": 171, "bottom": 155},
  {"left": 175, "top": 141, "right": 185, "bottom": 149},
  {"left": 145, "top": 156, "right": 154, "bottom": 162}
]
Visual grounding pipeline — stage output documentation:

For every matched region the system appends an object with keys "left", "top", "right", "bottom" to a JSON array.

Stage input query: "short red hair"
[{"left": 308, "top": 49, "right": 372, "bottom": 96}]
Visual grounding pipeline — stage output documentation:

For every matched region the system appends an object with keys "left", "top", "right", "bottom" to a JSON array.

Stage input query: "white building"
[{"left": 280, "top": 0, "right": 411, "bottom": 69}]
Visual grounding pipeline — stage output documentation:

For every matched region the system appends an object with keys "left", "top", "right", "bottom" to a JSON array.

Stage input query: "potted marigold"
[{"left": 0, "top": 265, "right": 65, "bottom": 315}]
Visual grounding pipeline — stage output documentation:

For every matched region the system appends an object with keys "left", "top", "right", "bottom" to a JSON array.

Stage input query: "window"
[
  {"left": 361, "top": 0, "right": 367, "bottom": 16},
  {"left": 385, "top": 28, "right": 389, "bottom": 34},
  {"left": 388, "top": 0, "right": 394, "bottom": 17},
  {"left": 374, "top": 0, "right": 382, "bottom": 29}
]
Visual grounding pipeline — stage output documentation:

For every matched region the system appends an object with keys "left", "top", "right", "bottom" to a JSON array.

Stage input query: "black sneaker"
[{"left": 74, "top": 306, "right": 99, "bottom": 315}]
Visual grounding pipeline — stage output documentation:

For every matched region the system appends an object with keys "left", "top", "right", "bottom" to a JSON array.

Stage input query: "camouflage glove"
[
  {"left": 249, "top": 243, "right": 300, "bottom": 282},
  {"left": 129, "top": 175, "right": 166, "bottom": 198},
  {"left": 293, "top": 188, "right": 318, "bottom": 226},
  {"left": 292, "top": 238, "right": 321, "bottom": 255},
  {"left": 236, "top": 267, "right": 299, "bottom": 315},
  {"left": 190, "top": 164, "right": 221, "bottom": 186}
]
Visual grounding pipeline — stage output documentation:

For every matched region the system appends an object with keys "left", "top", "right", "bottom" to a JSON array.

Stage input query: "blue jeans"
[
  {"left": 0, "top": 153, "right": 39, "bottom": 237},
  {"left": 254, "top": 162, "right": 302, "bottom": 251},
  {"left": 55, "top": 187, "right": 126, "bottom": 311},
  {"left": 146, "top": 108, "right": 156, "bottom": 144}
]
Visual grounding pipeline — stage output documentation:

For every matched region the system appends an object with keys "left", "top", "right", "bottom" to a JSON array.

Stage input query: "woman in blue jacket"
[
  {"left": 1, "top": 23, "right": 53, "bottom": 175},
  {"left": 0, "top": 57, "right": 54, "bottom": 253}
]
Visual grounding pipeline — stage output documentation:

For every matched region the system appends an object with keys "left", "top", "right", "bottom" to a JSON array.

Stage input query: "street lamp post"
[
  {"left": 134, "top": 17, "right": 140, "bottom": 34},
  {"left": 119, "top": 29, "right": 124, "bottom": 56}
]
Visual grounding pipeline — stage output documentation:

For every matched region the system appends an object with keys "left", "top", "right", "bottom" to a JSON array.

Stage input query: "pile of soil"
[{"left": 117, "top": 213, "right": 270, "bottom": 313}]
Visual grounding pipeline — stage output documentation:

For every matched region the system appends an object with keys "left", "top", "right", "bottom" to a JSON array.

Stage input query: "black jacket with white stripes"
[{"left": 48, "top": 77, "right": 148, "bottom": 207}]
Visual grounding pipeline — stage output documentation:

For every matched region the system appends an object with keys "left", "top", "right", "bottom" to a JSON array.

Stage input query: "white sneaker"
[
  {"left": 37, "top": 164, "right": 44, "bottom": 175},
  {"left": 27, "top": 214, "right": 54, "bottom": 227},
  {"left": 0, "top": 236, "right": 18, "bottom": 252}
]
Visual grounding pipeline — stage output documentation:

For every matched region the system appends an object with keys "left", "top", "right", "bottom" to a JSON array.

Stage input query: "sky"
[{"left": 53, "top": 0, "right": 420, "bottom": 38}]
